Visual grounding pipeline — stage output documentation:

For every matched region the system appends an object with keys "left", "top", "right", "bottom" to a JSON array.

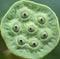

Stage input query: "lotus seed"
[
  {"left": 13, "top": 24, "right": 19, "bottom": 32},
  {"left": 28, "top": 27, "right": 34, "bottom": 32},
  {"left": 38, "top": 17, "right": 45, "bottom": 24},
  {"left": 41, "top": 32, "right": 48, "bottom": 39},
  {"left": 30, "top": 41, "right": 38, "bottom": 47},
  {"left": 18, "top": 39, "right": 25, "bottom": 45},
  {"left": 21, "top": 12, "right": 28, "bottom": 18}
]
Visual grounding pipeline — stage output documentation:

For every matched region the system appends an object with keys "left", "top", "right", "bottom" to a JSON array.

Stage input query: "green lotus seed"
[
  {"left": 30, "top": 41, "right": 38, "bottom": 47},
  {"left": 18, "top": 38, "right": 25, "bottom": 45},
  {"left": 28, "top": 26, "right": 34, "bottom": 32},
  {"left": 41, "top": 32, "right": 48, "bottom": 39},
  {"left": 1, "top": 0, "right": 59, "bottom": 59},
  {"left": 17, "top": 7, "right": 33, "bottom": 21},
  {"left": 15, "top": 35, "right": 26, "bottom": 47},
  {"left": 38, "top": 17, "right": 45, "bottom": 24},
  {"left": 10, "top": 20, "right": 22, "bottom": 34},
  {"left": 21, "top": 12, "right": 28, "bottom": 18},
  {"left": 34, "top": 13, "right": 47, "bottom": 27},
  {"left": 25, "top": 22, "right": 37, "bottom": 34},
  {"left": 28, "top": 38, "right": 41, "bottom": 50},
  {"left": 13, "top": 24, "right": 19, "bottom": 32}
]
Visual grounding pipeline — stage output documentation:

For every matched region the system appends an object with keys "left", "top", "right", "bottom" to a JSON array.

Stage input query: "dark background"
[{"left": 0, "top": 0, "right": 60, "bottom": 59}]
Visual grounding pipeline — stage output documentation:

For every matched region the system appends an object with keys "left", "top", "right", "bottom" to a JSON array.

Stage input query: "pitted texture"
[{"left": 1, "top": 0, "right": 59, "bottom": 59}]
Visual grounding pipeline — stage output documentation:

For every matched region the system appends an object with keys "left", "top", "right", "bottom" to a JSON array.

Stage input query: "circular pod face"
[{"left": 1, "top": 0, "right": 59, "bottom": 59}]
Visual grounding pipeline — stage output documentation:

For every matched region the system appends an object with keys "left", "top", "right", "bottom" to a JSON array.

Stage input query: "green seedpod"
[{"left": 1, "top": 0, "right": 60, "bottom": 59}]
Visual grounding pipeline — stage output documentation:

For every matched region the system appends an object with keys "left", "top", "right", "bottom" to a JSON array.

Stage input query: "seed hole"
[
  {"left": 13, "top": 24, "right": 19, "bottom": 32},
  {"left": 30, "top": 41, "right": 38, "bottom": 47},
  {"left": 18, "top": 39, "right": 25, "bottom": 45},
  {"left": 41, "top": 32, "right": 48, "bottom": 39},
  {"left": 38, "top": 17, "right": 45, "bottom": 24},
  {"left": 28, "top": 27, "right": 34, "bottom": 32},
  {"left": 21, "top": 12, "right": 28, "bottom": 18}
]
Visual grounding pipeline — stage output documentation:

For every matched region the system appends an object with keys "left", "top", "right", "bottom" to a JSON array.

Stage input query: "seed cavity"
[
  {"left": 28, "top": 27, "right": 34, "bottom": 32},
  {"left": 41, "top": 32, "right": 48, "bottom": 39},
  {"left": 18, "top": 38, "right": 25, "bottom": 45},
  {"left": 13, "top": 24, "right": 19, "bottom": 32},
  {"left": 30, "top": 41, "right": 38, "bottom": 47},
  {"left": 38, "top": 17, "right": 45, "bottom": 24},
  {"left": 21, "top": 12, "right": 28, "bottom": 18},
  {"left": 16, "top": 35, "right": 26, "bottom": 47},
  {"left": 26, "top": 22, "right": 37, "bottom": 34}
]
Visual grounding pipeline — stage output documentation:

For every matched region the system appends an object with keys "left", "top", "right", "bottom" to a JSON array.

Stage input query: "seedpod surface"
[{"left": 1, "top": 0, "right": 60, "bottom": 59}]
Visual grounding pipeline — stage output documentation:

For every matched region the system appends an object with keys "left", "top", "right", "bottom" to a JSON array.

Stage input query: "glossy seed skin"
[{"left": 1, "top": 0, "right": 59, "bottom": 59}]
